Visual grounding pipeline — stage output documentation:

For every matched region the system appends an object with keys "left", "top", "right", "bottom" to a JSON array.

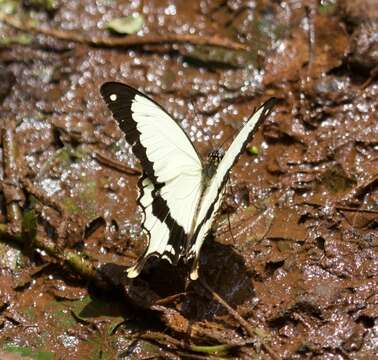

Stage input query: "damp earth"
[{"left": 0, "top": 0, "right": 377, "bottom": 359}]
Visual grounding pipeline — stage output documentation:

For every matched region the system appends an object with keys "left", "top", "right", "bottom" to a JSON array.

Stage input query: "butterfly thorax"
[
  {"left": 202, "top": 149, "right": 225, "bottom": 188},
  {"left": 187, "top": 148, "right": 225, "bottom": 242}
]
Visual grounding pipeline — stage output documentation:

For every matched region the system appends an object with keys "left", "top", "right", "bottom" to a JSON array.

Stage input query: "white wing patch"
[
  {"left": 132, "top": 95, "right": 202, "bottom": 180},
  {"left": 159, "top": 174, "right": 203, "bottom": 234},
  {"left": 130, "top": 94, "right": 203, "bottom": 233}
]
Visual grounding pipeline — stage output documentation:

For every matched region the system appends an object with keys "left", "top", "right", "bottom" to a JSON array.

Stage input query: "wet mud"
[{"left": 0, "top": 0, "right": 377, "bottom": 359}]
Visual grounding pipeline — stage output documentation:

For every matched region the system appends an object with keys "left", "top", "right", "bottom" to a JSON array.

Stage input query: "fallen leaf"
[{"left": 106, "top": 13, "right": 144, "bottom": 35}]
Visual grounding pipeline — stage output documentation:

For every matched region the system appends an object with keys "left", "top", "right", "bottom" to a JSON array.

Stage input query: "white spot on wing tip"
[
  {"left": 126, "top": 266, "right": 139, "bottom": 278},
  {"left": 190, "top": 268, "right": 199, "bottom": 280},
  {"left": 110, "top": 93, "right": 117, "bottom": 102}
]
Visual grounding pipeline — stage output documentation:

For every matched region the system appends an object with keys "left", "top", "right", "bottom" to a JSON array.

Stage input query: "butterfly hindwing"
[{"left": 127, "top": 175, "right": 185, "bottom": 278}]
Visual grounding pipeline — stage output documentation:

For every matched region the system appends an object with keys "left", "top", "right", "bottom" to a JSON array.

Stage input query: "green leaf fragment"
[
  {"left": 22, "top": 209, "right": 37, "bottom": 241},
  {"left": 2, "top": 345, "right": 54, "bottom": 360},
  {"left": 189, "top": 343, "right": 232, "bottom": 355},
  {"left": 319, "top": 1, "right": 336, "bottom": 15},
  {"left": 0, "top": 0, "right": 19, "bottom": 15},
  {"left": 61, "top": 197, "right": 80, "bottom": 215},
  {"left": 186, "top": 45, "right": 256, "bottom": 68},
  {"left": 26, "top": 0, "right": 58, "bottom": 11},
  {"left": 0, "top": 33, "right": 33, "bottom": 45},
  {"left": 71, "top": 295, "right": 126, "bottom": 334},
  {"left": 106, "top": 13, "right": 144, "bottom": 34},
  {"left": 247, "top": 146, "right": 259, "bottom": 155}
]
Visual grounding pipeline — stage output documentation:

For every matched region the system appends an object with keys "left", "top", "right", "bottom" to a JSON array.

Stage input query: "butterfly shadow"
[
  {"left": 182, "top": 236, "right": 255, "bottom": 321},
  {"left": 98, "top": 236, "right": 254, "bottom": 320}
]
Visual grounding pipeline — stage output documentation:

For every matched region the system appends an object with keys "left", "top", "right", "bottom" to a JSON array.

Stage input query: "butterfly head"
[
  {"left": 203, "top": 148, "right": 224, "bottom": 181},
  {"left": 208, "top": 148, "right": 224, "bottom": 164}
]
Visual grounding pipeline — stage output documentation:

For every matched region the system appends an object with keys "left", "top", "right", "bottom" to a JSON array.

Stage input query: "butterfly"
[{"left": 101, "top": 82, "right": 276, "bottom": 280}]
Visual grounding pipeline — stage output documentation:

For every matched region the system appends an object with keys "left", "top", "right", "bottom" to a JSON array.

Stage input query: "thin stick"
[
  {"left": 300, "top": 201, "right": 378, "bottom": 214},
  {"left": 0, "top": 12, "right": 247, "bottom": 51},
  {"left": 200, "top": 278, "right": 281, "bottom": 360},
  {"left": 137, "top": 331, "right": 233, "bottom": 355},
  {"left": 90, "top": 150, "right": 141, "bottom": 176},
  {"left": 335, "top": 205, "right": 378, "bottom": 214},
  {"left": 0, "top": 223, "right": 101, "bottom": 284},
  {"left": 154, "top": 292, "right": 187, "bottom": 305},
  {"left": 305, "top": 4, "right": 316, "bottom": 73},
  {"left": 226, "top": 212, "right": 235, "bottom": 244},
  {"left": 225, "top": 178, "right": 238, "bottom": 244},
  {"left": 21, "top": 178, "right": 64, "bottom": 215},
  {"left": 2, "top": 126, "right": 24, "bottom": 234}
]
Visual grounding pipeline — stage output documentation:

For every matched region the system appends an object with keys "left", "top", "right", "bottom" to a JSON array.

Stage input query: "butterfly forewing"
[
  {"left": 101, "top": 82, "right": 204, "bottom": 277},
  {"left": 188, "top": 98, "right": 277, "bottom": 279}
]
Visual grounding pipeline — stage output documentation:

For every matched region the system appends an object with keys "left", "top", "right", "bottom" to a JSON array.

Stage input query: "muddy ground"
[{"left": 0, "top": 0, "right": 377, "bottom": 359}]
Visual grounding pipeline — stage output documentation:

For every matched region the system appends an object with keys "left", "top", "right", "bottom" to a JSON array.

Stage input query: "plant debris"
[{"left": 106, "top": 13, "right": 144, "bottom": 35}]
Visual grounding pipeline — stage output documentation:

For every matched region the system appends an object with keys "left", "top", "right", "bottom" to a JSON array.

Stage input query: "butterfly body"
[{"left": 101, "top": 82, "right": 276, "bottom": 280}]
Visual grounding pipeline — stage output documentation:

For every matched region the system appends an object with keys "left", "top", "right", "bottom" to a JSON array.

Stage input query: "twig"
[
  {"left": 0, "top": 12, "right": 247, "bottom": 51},
  {"left": 152, "top": 304, "right": 251, "bottom": 348},
  {"left": 304, "top": 4, "right": 316, "bottom": 74},
  {"left": 359, "top": 65, "right": 378, "bottom": 89},
  {"left": 200, "top": 278, "right": 281, "bottom": 360},
  {"left": 154, "top": 292, "right": 187, "bottom": 305},
  {"left": 2, "top": 126, "right": 24, "bottom": 234},
  {"left": 90, "top": 150, "right": 141, "bottom": 176},
  {"left": 20, "top": 178, "right": 64, "bottom": 214},
  {"left": 335, "top": 205, "right": 378, "bottom": 214},
  {"left": 0, "top": 223, "right": 101, "bottom": 284},
  {"left": 136, "top": 331, "right": 233, "bottom": 355},
  {"left": 300, "top": 201, "right": 378, "bottom": 214}
]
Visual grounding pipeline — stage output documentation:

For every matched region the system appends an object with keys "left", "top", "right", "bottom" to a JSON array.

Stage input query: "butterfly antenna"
[
  {"left": 227, "top": 212, "right": 236, "bottom": 245},
  {"left": 218, "top": 107, "right": 254, "bottom": 152},
  {"left": 218, "top": 102, "right": 261, "bottom": 151},
  {"left": 226, "top": 178, "right": 239, "bottom": 244}
]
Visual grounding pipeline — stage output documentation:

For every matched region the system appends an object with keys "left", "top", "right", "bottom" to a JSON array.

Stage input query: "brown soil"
[{"left": 0, "top": 0, "right": 377, "bottom": 359}]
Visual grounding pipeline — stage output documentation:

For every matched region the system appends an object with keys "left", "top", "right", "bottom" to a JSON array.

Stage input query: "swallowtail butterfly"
[{"left": 101, "top": 82, "right": 276, "bottom": 280}]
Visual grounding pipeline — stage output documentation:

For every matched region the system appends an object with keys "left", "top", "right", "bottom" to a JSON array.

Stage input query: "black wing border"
[
  {"left": 100, "top": 81, "right": 202, "bottom": 185},
  {"left": 101, "top": 82, "right": 197, "bottom": 275}
]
